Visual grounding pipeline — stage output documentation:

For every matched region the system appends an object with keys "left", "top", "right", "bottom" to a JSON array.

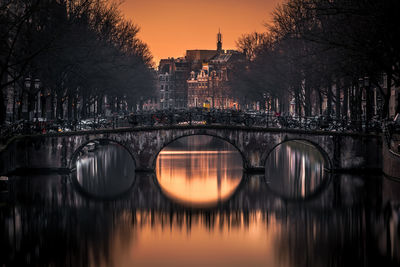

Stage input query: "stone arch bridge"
[{"left": 0, "top": 125, "right": 382, "bottom": 175}]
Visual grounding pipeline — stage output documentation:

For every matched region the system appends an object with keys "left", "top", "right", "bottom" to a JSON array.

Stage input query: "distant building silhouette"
[
  {"left": 217, "top": 29, "right": 222, "bottom": 52},
  {"left": 157, "top": 31, "right": 245, "bottom": 110},
  {"left": 186, "top": 31, "right": 245, "bottom": 109}
]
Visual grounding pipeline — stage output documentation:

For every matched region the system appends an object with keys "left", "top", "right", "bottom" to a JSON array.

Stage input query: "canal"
[{"left": 1, "top": 135, "right": 399, "bottom": 266}]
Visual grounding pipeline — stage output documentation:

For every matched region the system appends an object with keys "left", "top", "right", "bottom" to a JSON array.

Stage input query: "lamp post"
[
  {"left": 262, "top": 93, "right": 266, "bottom": 112},
  {"left": 24, "top": 77, "right": 31, "bottom": 90},
  {"left": 358, "top": 76, "right": 372, "bottom": 131},
  {"left": 24, "top": 77, "right": 32, "bottom": 121},
  {"left": 34, "top": 78, "right": 41, "bottom": 120},
  {"left": 358, "top": 77, "right": 364, "bottom": 124},
  {"left": 364, "top": 76, "right": 372, "bottom": 131}
]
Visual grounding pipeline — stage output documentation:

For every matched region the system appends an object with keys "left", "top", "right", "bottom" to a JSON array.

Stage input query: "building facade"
[
  {"left": 186, "top": 32, "right": 244, "bottom": 109},
  {"left": 158, "top": 72, "right": 174, "bottom": 109},
  {"left": 157, "top": 57, "right": 190, "bottom": 110},
  {"left": 156, "top": 31, "right": 245, "bottom": 110}
]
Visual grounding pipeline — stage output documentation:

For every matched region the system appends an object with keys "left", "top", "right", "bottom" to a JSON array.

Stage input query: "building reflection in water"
[
  {"left": 265, "top": 140, "right": 327, "bottom": 199},
  {"left": 156, "top": 135, "right": 243, "bottom": 207},
  {"left": 2, "top": 173, "right": 400, "bottom": 267},
  {"left": 1, "top": 136, "right": 400, "bottom": 267},
  {"left": 73, "top": 142, "right": 136, "bottom": 197}
]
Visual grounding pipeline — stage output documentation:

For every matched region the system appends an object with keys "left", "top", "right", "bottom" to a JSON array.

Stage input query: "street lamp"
[
  {"left": 34, "top": 79, "right": 41, "bottom": 120},
  {"left": 24, "top": 77, "right": 31, "bottom": 89},
  {"left": 24, "top": 77, "right": 32, "bottom": 120}
]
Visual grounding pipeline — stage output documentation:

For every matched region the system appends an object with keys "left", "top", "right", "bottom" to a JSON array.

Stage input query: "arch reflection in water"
[
  {"left": 156, "top": 135, "right": 243, "bottom": 207},
  {"left": 73, "top": 141, "right": 136, "bottom": 198},
  {"left": 265, "top": 140, "right": 328, "bottom": 200}
]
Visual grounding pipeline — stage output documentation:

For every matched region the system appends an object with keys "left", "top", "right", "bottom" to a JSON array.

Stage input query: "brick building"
[
  {"left": 186, "top": 31, "right": 244, "bottom": 109},
  {"left": 157, "top": 31, "right": 244, "bottom": 110},
  {"left": 157, "top": 57, "right": 189, "bottom": 110}
]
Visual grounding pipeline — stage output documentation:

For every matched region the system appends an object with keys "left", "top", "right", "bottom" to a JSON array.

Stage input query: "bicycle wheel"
[
  {"left": 245, "top": 117, "right": 254, "bottom": 127},
  {"left": 309, "top": 120, "right": 318, "bottom": 130}
]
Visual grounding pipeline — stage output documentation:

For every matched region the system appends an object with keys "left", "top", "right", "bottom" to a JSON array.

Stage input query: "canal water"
[{"left": 1, "top": 135, "right": 400, "bottom": 267}]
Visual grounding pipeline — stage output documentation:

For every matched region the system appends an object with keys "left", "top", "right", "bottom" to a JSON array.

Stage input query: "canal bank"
[{"left": 383, "top": 142, "right": 400, "bottom": 179}]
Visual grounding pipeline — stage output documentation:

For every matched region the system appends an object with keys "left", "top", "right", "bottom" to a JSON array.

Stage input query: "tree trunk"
[
  {"left": 342, "top": 84, "right": 348, "bottom": 120},
  {"left": 110, "top": 96, "right": 115, "bottom": 113},
  {"left": 67, "top": 93, "right": 73, "bottom": 120},
  {"left": 73, "top": 97, "right": 78, "bottom": 121},
  {"left": 357, "top": 84, "right": 363, "bottom": 130},
  {"left": 28, "top": 91, "right": 36, "bottom": 120},
  {"left": 0, "top": 89, "right": 6, "bottom": 124},
  {"left": 97, "top": 94, "right": 103, "bottom": 116},
  {"left": 56, "top": 95, "right": 63, "bottom": 119},
  {"left": 81, "top": 93, "right": 87, "bottom": 119},
  {"left": 350, "top": 84, "right": 356, "bottom": 123},
  {"left": 304, "top": 82, "right": 311, "bottom": 116},
  {"left": 50, "top": 91, "right": 56, "bottom": 120},
  {"left": 327, "top": 82, "right": 332, "bottom": 117},
  {"left": 318, "top": 90, "right": 323, "bottom": 115},
  {"left": 335, "top": 81, "right": 341, "bottom": 119},
  {"left": 382, "top": 71, "right": 392, "bottom": 118},
  {"left": 365, "top": 85, "right": 373, "bottom": 127},
  {"left": 295, "top": 86, "right": 301, "bottom": 115}
]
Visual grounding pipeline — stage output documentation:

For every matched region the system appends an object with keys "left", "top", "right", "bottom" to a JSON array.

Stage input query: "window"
[
  {"left": 166, "top": 85, "right": 169, "bottom": 90},
  {"left": 161, "top": 85, "right": 163, "bottom": 90}
]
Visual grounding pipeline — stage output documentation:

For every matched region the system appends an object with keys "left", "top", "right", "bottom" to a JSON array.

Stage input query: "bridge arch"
[
  {"left": 261, "top": 138, "right": 332, "bottom": 171},
  {"left": 68, "top": 138, "right": 138, "bottom": 170},
  {"left": 149, "top": 132, "right": 248, "bottom": 171}
]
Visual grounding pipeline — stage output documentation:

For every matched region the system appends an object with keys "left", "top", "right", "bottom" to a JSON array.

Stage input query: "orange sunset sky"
[{"left": 120, "top": 0, "right": 283, "bottom": 66}]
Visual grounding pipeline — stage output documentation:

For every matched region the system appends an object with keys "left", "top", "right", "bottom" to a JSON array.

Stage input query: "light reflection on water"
[
  {"left": 156, "top": 135, "right": 243, "bottom": 207},
  {"left": 265, "top": 140, "right": 327, "bottom": 199},
  {"left": 1, "top": 136, "right": 400, "bottom": 267},
  {"left": 73, "top": 142, "right": 136, "bottom": 197},
  {"left": 108, "top": 211, "right": 285, "bottom": 267}
]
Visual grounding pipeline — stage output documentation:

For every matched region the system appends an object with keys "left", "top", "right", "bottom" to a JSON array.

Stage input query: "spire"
[{"left": 217, "top": 29, "right": 222, "bottom": 52}]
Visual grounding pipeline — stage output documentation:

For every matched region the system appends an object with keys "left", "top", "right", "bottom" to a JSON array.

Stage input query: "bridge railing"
[
  {"left": 0, "top": 110, "right": 384, "bottom": 145},
  {"left": 128, "top": 110, "right": 383, "bottom": 133}
]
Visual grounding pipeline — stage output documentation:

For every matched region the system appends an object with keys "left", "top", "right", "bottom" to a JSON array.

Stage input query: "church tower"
[{"left": 217, "top": 29, "right": 222, "bottom": 52}]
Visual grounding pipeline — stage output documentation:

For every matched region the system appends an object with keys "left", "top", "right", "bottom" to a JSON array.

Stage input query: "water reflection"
[
  {"left": 1, "top": 173, "right": 400, "bottom": 267},
  {"left": 2, "top": 137, "right": 400, "bottom": 266},
  {"left": 156, "top": 135, "right": 243, "bottom": 207},
  {"left": 72, "top": 141, "right": 136, "bottom": 198},
  {"left": 265, "top": 140, "right": 327, "bottom": 200}
]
